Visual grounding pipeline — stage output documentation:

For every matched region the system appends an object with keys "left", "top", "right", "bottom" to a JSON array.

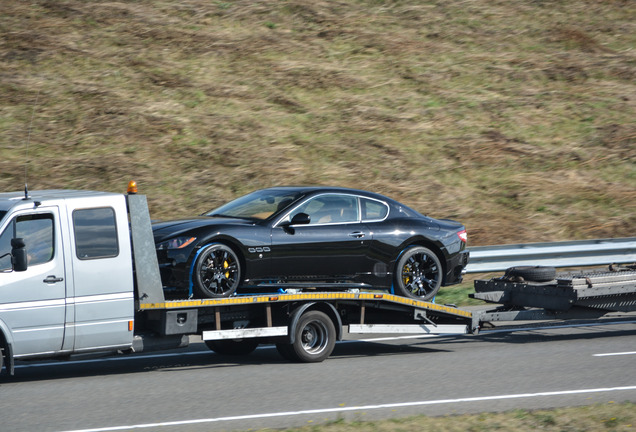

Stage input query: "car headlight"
[{"left": 156, "top": 236, "right": 197, "bottom": 250}]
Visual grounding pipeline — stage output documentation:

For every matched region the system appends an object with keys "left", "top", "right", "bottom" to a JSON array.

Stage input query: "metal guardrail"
[{"left": 465, "top": 237, "right": 636, "bottom": 273}]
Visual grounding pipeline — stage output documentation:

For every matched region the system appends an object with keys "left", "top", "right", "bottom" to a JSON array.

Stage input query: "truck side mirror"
[{"left": 11, "top": 238, "right": 28, "bottom": 272}]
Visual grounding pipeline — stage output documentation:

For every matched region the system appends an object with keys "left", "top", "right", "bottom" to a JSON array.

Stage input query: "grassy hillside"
[{"left": 1, "top": 0, "right": 634, "bottom": 245}]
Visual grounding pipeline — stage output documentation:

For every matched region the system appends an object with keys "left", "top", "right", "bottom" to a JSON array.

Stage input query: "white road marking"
[
  {"left": 594, "top": 351, "right": 636, "bottom": 357},
  {"left": 59, "top": 385, "right": 636, "bottom": 432}
]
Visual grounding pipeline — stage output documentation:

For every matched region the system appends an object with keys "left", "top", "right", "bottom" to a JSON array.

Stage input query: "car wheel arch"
[
  {"left": 188, "top": 237, "right": 246, "bottom": 298},
  {"left": 189, "top": 236, "right": 246, "bottom": 273},
  {"left": 394, "top": 239, "right": 448, "bottom": 283}
]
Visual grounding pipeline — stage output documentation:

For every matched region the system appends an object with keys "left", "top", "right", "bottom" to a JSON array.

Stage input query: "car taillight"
[{"left": 457, "top": 229, "right": 467, "bottom": 243}]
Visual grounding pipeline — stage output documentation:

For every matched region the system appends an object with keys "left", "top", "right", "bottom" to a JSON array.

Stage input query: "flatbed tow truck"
[{"left": 1, "top": 187, "right": 634, "bottom": 376}]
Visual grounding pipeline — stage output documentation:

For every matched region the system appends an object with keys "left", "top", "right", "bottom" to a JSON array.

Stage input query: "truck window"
[
  {"left": 0, "top": 213, "right": 55, "bottom": 270},
  {"left": 73, "top": 207, "right": 119, "bottom": 260}
]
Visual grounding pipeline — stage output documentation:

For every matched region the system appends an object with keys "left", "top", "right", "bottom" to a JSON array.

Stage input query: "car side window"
[
  {"left": 291, "top": 194, "right": 359, "bottom": 225},
  {"left": 0, "top": 213, "right": 55, "bottom": 270},
  {"left": 361, "top": 198, "right": 389, "bottom": 222}
]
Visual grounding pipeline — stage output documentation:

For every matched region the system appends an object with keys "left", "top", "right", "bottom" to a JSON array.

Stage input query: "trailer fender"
[
  {"left": 0, "top": 320, "right": 15, "bottom": 376},
  {"left": 287, "top": 302, "right": 342, "bottom": 344}
]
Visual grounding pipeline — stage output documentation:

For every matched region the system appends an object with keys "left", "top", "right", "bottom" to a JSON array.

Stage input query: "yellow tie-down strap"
[{"left": 139, "top": 292, "right": 472, "bottom": 319}]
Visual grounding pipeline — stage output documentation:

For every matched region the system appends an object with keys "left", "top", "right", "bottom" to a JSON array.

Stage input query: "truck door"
[
  {"left": 0, "top": 207, "right": 67, "bottom": 356},
  {"left": 68, "top": 202, "right": 134, "bottom": 352}
]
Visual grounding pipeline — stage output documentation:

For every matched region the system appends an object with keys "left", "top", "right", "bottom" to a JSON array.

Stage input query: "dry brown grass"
[{"left": 1, "top": 0, "right": 634, "bottom": 245}]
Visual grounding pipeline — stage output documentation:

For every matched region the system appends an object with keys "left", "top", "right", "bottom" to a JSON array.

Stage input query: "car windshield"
[{"left": 205, "top": 190, "right": 303, "bottom": 221}]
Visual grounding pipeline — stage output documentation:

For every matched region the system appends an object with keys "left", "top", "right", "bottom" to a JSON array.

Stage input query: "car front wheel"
[
  {"left": 395, "top": 246, "right": 442, "bottom": 301},
  {"left": 193, "top": 243, "right": 241, "bottom": 298}
]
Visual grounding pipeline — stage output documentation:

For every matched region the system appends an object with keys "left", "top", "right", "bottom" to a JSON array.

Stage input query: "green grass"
[
  {"left": 435, "top": 282, "right": 482, "bottom": 307},
  {"left": 270, "top": 402, "right": 636, "bottom": 432}
]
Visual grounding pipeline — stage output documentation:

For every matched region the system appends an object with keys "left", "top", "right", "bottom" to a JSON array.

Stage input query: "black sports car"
[{"left": 153, "top": 187, "right": 469, "bottom": 301}]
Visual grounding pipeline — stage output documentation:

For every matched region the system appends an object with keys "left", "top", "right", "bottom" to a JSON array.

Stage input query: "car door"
[
  {"left": 0, "top": 207, "right": 67, "bottom": 357},
  {"left": 269, "top": 194, "right": 371, "bottom": 281}
]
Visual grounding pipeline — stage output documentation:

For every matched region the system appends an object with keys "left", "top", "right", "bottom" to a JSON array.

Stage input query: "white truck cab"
[{"left": 0, "top": 190, "right": 135, "bottom": 366}]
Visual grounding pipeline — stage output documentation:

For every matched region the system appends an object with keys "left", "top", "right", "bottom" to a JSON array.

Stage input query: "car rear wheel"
[
  {"left": 193, "top": 244, "right": 241, "bottom": 298},
  {"left": 395, "top": 246, "right": 442, "bottom": 301}
]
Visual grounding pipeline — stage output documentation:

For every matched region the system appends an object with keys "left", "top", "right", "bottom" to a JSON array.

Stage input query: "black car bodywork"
[{"left": 153, "top": 187, "right": 469, "bottom": 301}]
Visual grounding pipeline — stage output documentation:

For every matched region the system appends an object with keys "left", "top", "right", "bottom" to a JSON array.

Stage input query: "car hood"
[{"left": 152, "top": 217, "right": 255, "bottom": 240}]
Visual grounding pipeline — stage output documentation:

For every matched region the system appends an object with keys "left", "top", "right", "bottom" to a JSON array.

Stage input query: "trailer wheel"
[
  {"left": 205, "top": 339, "right": 259, "bottom": 356},
  {"left": 505, "top": 266, "right": 556, "bottom": 282},
  {"left": 285, "top": 310, "right": 336, "bottom": 363},
  {"left": 193, "top": 244, "right": 241, "bottom": 298},
  {"left": 395, "top": 246, "right": 442, "bottom": 301}
]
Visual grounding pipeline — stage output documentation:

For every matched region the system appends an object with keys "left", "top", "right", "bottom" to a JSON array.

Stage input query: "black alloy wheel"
[
  {"left": 193, "top": 244, "right": 241, "bottom": 298},
  {"left": 395, "top": 246, "right": 442, "bottom": 301}
]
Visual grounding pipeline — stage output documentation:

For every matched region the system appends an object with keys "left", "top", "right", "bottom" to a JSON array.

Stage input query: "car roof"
[{"left": 263, "top": 186, "right": 392, "bottom": 201}]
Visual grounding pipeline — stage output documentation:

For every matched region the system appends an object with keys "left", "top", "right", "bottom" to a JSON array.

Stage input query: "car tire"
[
  {"left": 205, "top": 339, "right": 259, "bottom": 356},
  {"left": 193, "top": 243, "right": 241, "bottom": 298},
  {"left": 504, "top": 266, "right": 556, "bottom": 282},
  {"left": 394, "top": 246, "right": 442, "bottom": 301}
]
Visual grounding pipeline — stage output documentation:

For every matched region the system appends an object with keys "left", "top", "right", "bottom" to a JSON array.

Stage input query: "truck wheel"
[
  {"left": 193, "top": 244, "right": 241, "bottom": 298},
  {"left": 205, "top": 339, "right": 259, "bottom": 356},
  {"left": 286, "top": 310, "right": 336, "bottom": 363},
  {"left": 395, "top": 246, "right": 442, "bottom": 301},
  {"left": 505, "top": 266, "right": 556, "bottom": 282}
]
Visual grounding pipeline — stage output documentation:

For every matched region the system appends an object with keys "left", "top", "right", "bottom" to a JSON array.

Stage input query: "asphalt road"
[{"left": 1, "top": 319, "right": 636, "bottom": 432}]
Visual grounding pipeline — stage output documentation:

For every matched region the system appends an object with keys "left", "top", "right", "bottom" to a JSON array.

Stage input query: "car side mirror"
[
  {"left": 279, "top": 213, "right": 310, "bottom": 234},
  {"left": 11, "top": 238, "right": 28, "bottom": 272},
  {"left": 289, "top": 212, "right": 310, "bottom": 226}
]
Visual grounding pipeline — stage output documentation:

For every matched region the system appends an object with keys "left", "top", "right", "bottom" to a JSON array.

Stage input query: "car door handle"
[
  {"left": 348, "top": 231, "right": 365, "bottom": 238},
  {"left": 43, "top": 275, "right": 64, "bottom": 284}
]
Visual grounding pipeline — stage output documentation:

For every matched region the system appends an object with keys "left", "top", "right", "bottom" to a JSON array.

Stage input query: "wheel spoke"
[
  {"left": 194, "top": 244, "right": 241, "bottom": 297},
  {"left": 397, "top": 247, "right": 442, "bottom": 300}
]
